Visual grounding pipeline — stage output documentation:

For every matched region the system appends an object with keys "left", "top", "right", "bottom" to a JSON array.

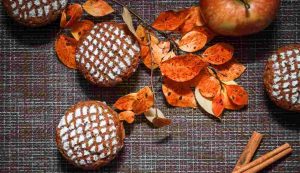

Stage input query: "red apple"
[{"left": 199, "top": 0, "right": 281, "bottom": 36}]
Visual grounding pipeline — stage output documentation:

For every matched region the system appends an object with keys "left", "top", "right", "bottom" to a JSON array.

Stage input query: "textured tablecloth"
[{"left": 0, "top": 0, "right": 299, "bottom": 172}]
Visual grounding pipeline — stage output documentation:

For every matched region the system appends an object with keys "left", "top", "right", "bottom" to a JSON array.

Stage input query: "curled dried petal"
[
  {"left": 71, "top": 20, "right": 94, "bottom": 40},
  {"left": 55, "top": 34, "right": 78, "bottom": 69},
  {"left": 119, "top": 111, "right": 135, "bottom": 124},
  {"left": 82, "top": 0, "right": 114, "bottom": 17},
  {"left": 60, "top": 3, "right": 83, "bottom": 28},
  {"left": 114, "top": 93, "right": 137, "bottom": 111}
]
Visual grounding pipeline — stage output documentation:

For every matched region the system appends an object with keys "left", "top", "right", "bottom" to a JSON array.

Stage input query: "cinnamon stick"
[
  {"left": 233, "top": 143, "right": 292, "bottom": 173},
  {"left": 233, "top": 131, "right": 263, "bottom": 171}
]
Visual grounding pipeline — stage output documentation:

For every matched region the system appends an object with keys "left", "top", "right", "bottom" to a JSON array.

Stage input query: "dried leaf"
[
  {"left": 119, "top": 111, "right": 135, "bottom": 124},
  {"left": 153, "top": 117, "right": 172, "bottom": 128},
  {"left": 152, "top": 10, "right": 187, "bottom": 31},
  {"left": 196, "top": 68, "right": 221, "bottom": 98},
  {"left": 212, "top": 92, "right": 224, "bottom": 117},
  {"left": 162, "top": 51, "right": 176, "bottom": 62},
  {"left": 179, "top": 29, "right": 208, "bottom": 52},
  {"left": 55, "top": 34, "right": 77, "bottom": 69},
  {"left": 82, "top": 0, "right": 114, "bottom": 17},
  {"left": 60, "top": 3, "right": 83, "bottom": 28},
  {"left": 162, "top": 77, "right": 197, "bottom": 108},
  {"left": 195, "top": 88, "right": 213, "bottom": 115},
  {"left": 142, "top": 43, "right": 163, "bottom": 69},
  {"left": 193, "top": 26, "right": 216, "bottom": 42},
  {"left": 136, "top": 25, "right": 147, "bottom": 45},
  {"left": 179, "top": 6, "right": 205, "bottom": 34},
  {"left": 225, "top": 85, "right": 249, "bottom": 106},
  {"left": 122, "top": 7, "right": 137, "bottom": 37},
  {"left": 213, "top": 59, "right": 246, "bottom": 82},
  {"left": 203, "top": 43, "right": 234, "bottom": 65},
  {"left": 132, "top": 87, "right": 154, "bottom": 115},
  {"left": 221, "top": 89, "right": 244, "bottom": 110},
  {"left": 160, "top": 54, "right": 208, "bottom": 82},
  {"left": 71, "top": 20, "right": 94, "bottom": 41},
  {"left": 114, "top": 93, "right": 138, "bottom": 111},
  {"left": 144, "top": 107, "right": 172, "bottom": 128}
]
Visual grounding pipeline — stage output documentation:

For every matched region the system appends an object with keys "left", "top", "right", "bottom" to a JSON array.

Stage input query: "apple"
[{"left": 199, "top": 0, "right": 281, "bottom": 36}]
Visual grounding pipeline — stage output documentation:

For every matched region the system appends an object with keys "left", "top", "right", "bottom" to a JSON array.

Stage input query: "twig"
[
  {"left": 109, "top": 0, "right": 179, "bottom": 54},
  {"left": 146, "top": 31, "right": 158, "bottom": 117},
  {"left": 232, "top": 131, "right": 263, "bottom": 172},
  {"left": 233, "top": 143, "right": 292, "bottom": 173}
]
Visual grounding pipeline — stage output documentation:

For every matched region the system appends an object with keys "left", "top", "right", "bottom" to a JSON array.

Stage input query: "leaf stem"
[
  {"left": 109, "top": 0, "right": 179, "bottom": 54},
  {"left": 239, "top": 0, "right": 251, "bottom": 9},
  {"left": 146, "top": 31, "right": 158, "bottom": 117}
]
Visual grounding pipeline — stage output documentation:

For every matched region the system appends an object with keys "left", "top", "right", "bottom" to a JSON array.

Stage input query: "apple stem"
[{"left": 239, "top": 0, "right": 251, "bottom": 9}]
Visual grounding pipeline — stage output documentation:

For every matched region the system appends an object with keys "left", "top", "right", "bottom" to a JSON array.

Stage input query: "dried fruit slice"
[
  {"left": 179, "top": 6, "right": 205, "bottom": 34},
  {"left": 212, "top": 92, "right": 224, "bottom": 117},
  {"left": 132, "top": 87, "right": 154, "bottom": 115},
  {"left": 213, "top": 59, "right": 246, "bottom": 82},
  {"left": 179, "top": 29, "right": 207, "bottom": 52},
  {"left": 152, "top": 10, "right": 187, "bottom": 31},
  {"left": 196, "top": 68, "right": 221, "bottom": 98},
  {"left": 71, "top": 20, "right": 94, "bottom": 40},
  {"left": 160, "top": 54, "right": 208, "bottom": 82},
  {"left": 114, "top": 93, "right": 137, "bottom": 111},
  {"left": 225, "top": 85, "right": 249, "bottom": 106},
  {"left": 55, "top": 34, "right": 78, "bottom": 69},
  {"left": 162, "top": 77, "right": 197, "bottom": 108},
  {"left": 60, "top": 3, "right": 83, "bottom": 28},
  {"left": 119, "top": 111, "right": 135, "bottom": 124},
  {"left": 82, "top": 0, "right": 114, "bottom": 17},
  {"left": 203, "top": 43, "right": 234, "bottom": 65}
]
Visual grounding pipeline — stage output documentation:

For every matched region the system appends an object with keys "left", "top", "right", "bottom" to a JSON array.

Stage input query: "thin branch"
[
  {"left": 110, "top": 0, "right": 179, "bottom": 54},
  {"left": 146, "top": 31, "right": 158, "bottom": 117}
]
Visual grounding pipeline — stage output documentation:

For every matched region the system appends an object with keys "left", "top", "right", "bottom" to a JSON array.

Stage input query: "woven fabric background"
[{"left": 0, "top": 0, "right": 299, "bottom": 172}]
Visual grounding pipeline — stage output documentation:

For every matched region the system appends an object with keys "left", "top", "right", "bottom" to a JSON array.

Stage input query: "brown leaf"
[
  {"left": 122, "top": 6, "right": 137, "bottom": 37},
  {"left": 152, "top": 117, "right": 172, "bottom": 128},
  {"left": 162, "top": 77, "right": 197, "bottom": 108},
  {"left": 179, "top": 6, "right": 205, "bottom": 34},
  {"left": 213, "top": 59, "right": 246, "bottom": 82},
  {"left": 202, "top": 43, "right": 234, "bottom": 65},
  {"left": 144, "top": 107, "right": 172, "bottom": 128},
  {"left": 119, "top": 111, "right": 135, "bottom": 124},
  {"left": 55, "top": 34, "right": 78, "bottom": 69},
  {"left": 132, "top": 87, "right": 154, "bottom": 115},
  {"left": 196, "top": 68, "right": 221, "bottom": 98},
  {"left": 179, "top": 28, "right": 208, "bottom": 52},
  {"left": 71, "top": 20, "right": 94, "bottom": 41},
  {"left": 82, "top": 0, "right": 114, "bottom": 17},
  {"left": 152, "top": 10, "right": 187, "bottom": 31},
  {"left": 195, "top": 88, "right": 214, "bottom": 115},
  {"left": 60, "top": 3, "right": 83, "bottom": 28},
  {"left": 114, "top": 93, "right": 137, "bottom": 111},
  {"left": 160, "top": 54, "right": 208, "bottom": 82}
]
